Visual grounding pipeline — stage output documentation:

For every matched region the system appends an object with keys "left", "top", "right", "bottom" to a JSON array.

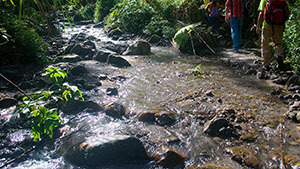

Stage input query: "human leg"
[
  {"left": 261, "top": 24, "right": 272, "bottom": 67},
  {"left": 230, "top": 17, "right": 242, "bottom": 51}
]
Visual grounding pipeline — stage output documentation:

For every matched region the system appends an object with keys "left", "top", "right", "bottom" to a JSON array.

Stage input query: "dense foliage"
[
  {"left": 94, "top": 0, "right": 119, "bottom": 23},
  {"left": 106, "top": 0, "right": 154, "bottom": 33},
  {"left": 0, "top": 9, "right": 48, "bottom": 65},
  {"left": 283, "top": 0, "right": 300, "bottom": 72}
]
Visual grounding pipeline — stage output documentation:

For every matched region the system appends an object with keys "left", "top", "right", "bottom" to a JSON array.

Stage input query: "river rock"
[
  {"left": 106, "top": 87, "right": 118, "bottom": 96},
  {"left": 196, "top": 164, "right": 230, "bottom": 169},
  {"left": 137, "top": 112, "right": 156, "bottom": 123},
  {"left": 108, "top": 28, "right": 123, "bottom": 37},
  {"left": 61, "top": 100, "right": 103, "bottom": 114},
  {"left": 106, "top": 54, "right": 131, "bottom": 68},
  {"left": 289, "top": 101, "right": 300, "bottom": 111},
  {"left": 225, "top": 146, "right": 261, "bottom": 169},
  {"left": 83, "top": 40, "right": 96, "bottom": 49},
  {"left": 93, "top": 48, "right": 117, "bottom": 62},
  {"left": 104, "top": 102, "right": 125, "bottom": 119},
  {"left": 64, "top": 134, "right": 149, "bottom": 168},
  {"left": 204, "top": 116, "right": 229, "bottom": 137},
  {"left": 0, "top": 98, "right": 17, "bottom": 109},
  {"left": 70, "top": 65, "right": 88, "bottom": 76},
  {"left": 123, "top": 40, "right": 151, "bottom": 55},
  {"left": 296, "top": 112, "right": 300, "bottom": 122},
  {"left": 56, "top": 54, "right": 83, "bottom": 63},
  {"left": 149, "top": 34, "right": 161, "bottom": 43},
  {"left": 155, "top": 149, "right": 186, "bottom": 169},
  {"left": 101, "top": 41, "right": 128, "bottom": 54},
  {"left": 155, "top": 113, "right": 176, "bottom": 126}
]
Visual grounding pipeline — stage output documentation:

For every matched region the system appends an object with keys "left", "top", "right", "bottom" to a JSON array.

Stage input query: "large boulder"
[
  {"left": 60, "top": 100, "right": 103, "bottom": 114},
  {"left": 64, "top": 134, "right": 149, "bottom": 168},
  {"left": 123, "top": 40, "right": 151, "bottom": 55}
]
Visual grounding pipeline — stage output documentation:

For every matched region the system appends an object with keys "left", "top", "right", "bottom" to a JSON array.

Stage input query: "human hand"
[
  {"left": 256, "top": 26, "right": 261, "bottom": 35},
  {"left": 225, "top": 15, "right": 229, "bottom": 23}
]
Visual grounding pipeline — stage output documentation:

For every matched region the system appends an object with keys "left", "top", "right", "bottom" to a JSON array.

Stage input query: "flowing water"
[{"left": 2, "top": 24, "right": 300, "bottom": 168}]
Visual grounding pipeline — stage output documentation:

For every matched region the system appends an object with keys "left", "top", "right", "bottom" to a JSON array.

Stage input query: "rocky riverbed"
[{"left": 1, "top": 21, "right": 300, "bottom": 169}]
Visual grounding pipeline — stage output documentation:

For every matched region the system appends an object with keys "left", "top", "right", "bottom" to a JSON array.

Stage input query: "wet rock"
[
  {"left": 155, "top": 113, "right": 176, "bottom": 126},
  {"left": 293, "top": 94, "right": 300, "bottom": 101},
  {"left": 64, "top": 134, "right": 149, "bottom": 168},
  {"left": 93, "top": 48, "right": 117, "bottom": 62},
  {"left": 204, "top": 116, "right": 229, "bottom": 137},
  {"left": 61, "top": 100, "right": 103, "bottom": 114},
  {"left": 155, "top": 149, "right": 186, "bottom": 169},
  {"left": 205, "top": 90, "right": 214, "bottom": 97},
  {"left": 272, "top": 77, "right": 286, "bottom": 85},
  {"left": 197, "top": 164, "right": 230, "bottom": 169},
  {"left": 0, "top": 98, "right": 17, "bottom": 109},
  {"left": 70, "top": 65, "right": 88, "bottom": 76},
  {"left": 240, "top": 133, "right": 258, "bottom": 142},
  {"left": 149, "top": 34, "right": 161, "bottom": 44},
  {"left": 70, "top": 43, "right": 94, "bottom": 57},
  {"left": 106, "top": 54, "right": 131, "bottom": 68},
  {"left": 108, "top": 28, "right": 123, "bottom": 37},
  {"left": 226, "top": 146, "right": 261, "bottom": 169},
  {"left": 104, "top": 102, "right": 125, "bottom": 119},
  {"left": 123, "top": 40, "right": 151, "bottom": 55},
  {"left": 99, "top": 74, "right": 107, "bottom": 80},
  {"left": 287, "top": 111, "right": 297, "bottom": 120},
  {"left": 56, "top": 54, "right": 83, "bottom": 63},
  {"left": 289, "top": 101, "right": 300, "bottom": 111},
  {"left": 106, "top": 87, "right": 118, "bottom": 96},
  {"left": 245, "top": 68, "right": 257, "bottom": 75},
  {"left": 83, "top": 40, "right": 96, "bottom": 49},
  {"left": 137, "top": 112, "right": 156, "bottom": 123},
  {"left": 296, "top": 112, "right": 300, "bottom": 122},
  {"left": 102, "top": 41, "right": 128, "bottom": 54}
]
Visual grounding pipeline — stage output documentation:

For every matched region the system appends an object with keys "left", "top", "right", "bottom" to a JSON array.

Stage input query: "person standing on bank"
[
  {"left": 256, "top": 0, "right": 289, "bottom": 70},
  {"left": 205, "top": 0, "right": 224, "bottom": 36},
  {"left": 225, "top": 0, "right": 244, "bottom": 52}
]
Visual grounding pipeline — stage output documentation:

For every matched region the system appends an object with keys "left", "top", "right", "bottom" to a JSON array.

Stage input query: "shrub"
[
  {"left": 94, "top": 0, "right": 119, "bottom": 23},
  {"left": 0, "top": 10, "right": 48, "bottom": 65},
  {"left": 80, "top": 4, "right": 96, "bottom": 20},
  {"left": 106, "top": 0, "right": 154, "bottom": 33},
  {"left": 283, "top": 1, "right": 300, "bottom": 72},
  {"left": 144, "top": 15, "right": 176, "bottom": 39}
]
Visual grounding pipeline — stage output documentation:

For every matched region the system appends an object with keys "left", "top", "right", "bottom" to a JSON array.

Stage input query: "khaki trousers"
[{"left": 261, "top": 24, "right": 284, "bottom": 66}]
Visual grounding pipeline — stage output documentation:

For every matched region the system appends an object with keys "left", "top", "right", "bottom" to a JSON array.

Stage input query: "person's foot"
[{"left": 275, "top": 56, "right": 287, "bottom": 71}]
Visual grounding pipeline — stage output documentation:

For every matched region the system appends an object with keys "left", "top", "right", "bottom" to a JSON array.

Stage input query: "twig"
[
  {"left": 0, "top": 73, "right": 33, "bottom": 101},
  {"left": 194, "top": 30, "right": 216, "bottom": 54},
  {"left": 279, "top": 116, "right": 285, "bottom": 169},
  {"left": 189, "top": 32, "right": 197, "bottom": 56}
]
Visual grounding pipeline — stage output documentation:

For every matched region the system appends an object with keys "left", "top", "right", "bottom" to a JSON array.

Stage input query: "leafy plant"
[
  {"left": 283, "top": 0, "right": 300, "bottom": 72},
  {"left": 94, "top": 0, "right": 119, "bottom": 22},
  {"left": 106, "top": 0, "right": 154, "bottom": 33},
  {"left": 189, "top": 64, "right": 204, "bottom": 78},
  {"left": 14, "top": 66, "right": 84, "bottom": 141},
  {"left": 143, "top": 15, "right": 176, "bottom": 39}
]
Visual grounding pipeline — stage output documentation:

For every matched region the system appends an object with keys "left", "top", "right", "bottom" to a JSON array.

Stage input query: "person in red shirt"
[{"left": 225, "top": 0, "right": 244, "bottom": 52}]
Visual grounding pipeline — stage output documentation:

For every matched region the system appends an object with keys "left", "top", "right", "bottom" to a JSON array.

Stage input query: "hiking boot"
[{"left": 275, "top": 56, "right": 286, "bottom": 71}]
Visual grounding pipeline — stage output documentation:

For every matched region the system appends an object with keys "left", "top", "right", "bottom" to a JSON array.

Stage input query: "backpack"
[
  {"left": 264, "top": 0, "right": 290, "bottom": 25},
  {"left": 211, "top": 5, "right": 219, "bottom": 17}
]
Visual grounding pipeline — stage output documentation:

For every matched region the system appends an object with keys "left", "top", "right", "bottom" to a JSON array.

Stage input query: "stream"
[{"left": 1, "top": 23, "right": 300, "bottom": 169}]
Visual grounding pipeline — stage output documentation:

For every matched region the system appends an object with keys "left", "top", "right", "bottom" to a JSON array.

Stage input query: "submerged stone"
[
  {"left": 204, "top": 116, "right": 229, "bottom": 137},
  {"left": 104, "top": 102, "right": 125, "bottom": 119},
  {"left": 226, "top": 146, "right": 261, "bottom": 169},
  {"left": 155, "top": 149, "right": 186, "bottom": 169},
  {"left": 64, "top": 134, "right": 149, "bottom": 168},
  {"left": 123, "top": 40, "right": 151, "bottom": 55}
]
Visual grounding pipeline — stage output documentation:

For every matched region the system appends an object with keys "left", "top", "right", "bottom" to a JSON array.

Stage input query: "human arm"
[
  {"left": 225, "top": 0, "right": 230, "bottom": 23},
  {"left": 256, "top": 11, "right": 263, "bottom": 35}
]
